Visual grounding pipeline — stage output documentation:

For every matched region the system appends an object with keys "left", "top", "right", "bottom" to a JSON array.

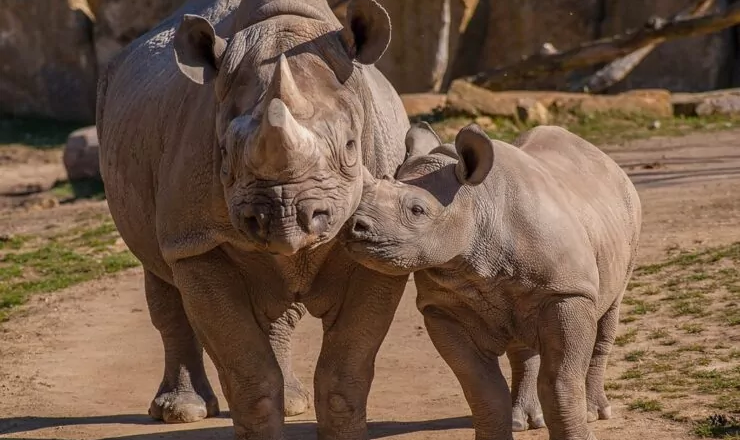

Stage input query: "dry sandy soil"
[{"left": 2, "top": 129, "right": 740, "bottom": 440}]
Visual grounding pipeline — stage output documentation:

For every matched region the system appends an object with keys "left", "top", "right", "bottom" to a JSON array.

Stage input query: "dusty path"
[{"left": 3, "top": 129, "right": 740, "bottom": 440}]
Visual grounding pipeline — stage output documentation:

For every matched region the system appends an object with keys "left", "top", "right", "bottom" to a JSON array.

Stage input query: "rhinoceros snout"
[{"left": 235, "top": 201, "right": 336, "bottom": 254}]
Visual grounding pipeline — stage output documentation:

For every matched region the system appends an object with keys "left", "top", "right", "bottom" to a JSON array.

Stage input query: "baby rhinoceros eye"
[{"left": 411, "top": 205, "right": 425, "bottom": 216}]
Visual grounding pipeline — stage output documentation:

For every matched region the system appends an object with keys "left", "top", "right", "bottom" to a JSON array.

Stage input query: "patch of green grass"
[
  {"left": 628, "top": 398, "right": 663, "bottom": 412},
  {"left": 624, "top": 350, "right": 647, "bottom": 362},
  {"left": 671, "top": 300, "right": 709, "bottom": 317},
  {"left": 681, "top": 323, "right": 705, "bottom": 334},
  {"left": 0, "top": 235, "right": 29, "bottom": 250},
  {"left": 694, "top": 414, "right": 740, "bottom": 439},
  {"left": 629, "top": 299, "right": 659, "bottom": 315},
  {"left": 0, "top": 117, "right": 85, "bottom": 149},
  {"left": 420, "top": 109, "right": 740, "bottom": 146},
  {"left": 615, "top": 328, "right": 638, "bottom": 347},
  {"left": 0, "top": 220, "right": 139, "bottom": 321},
  {"left": 648, "top": 328, "right": 670, "bottom": 340}
]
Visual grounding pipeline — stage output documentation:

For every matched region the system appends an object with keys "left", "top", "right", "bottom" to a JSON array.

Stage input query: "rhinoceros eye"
[
  {"left": 342, "top": 139, "right": 358, "bottom": 168},
  {"left": 411, "top": 205, "right": 425, "bottom": 216}
]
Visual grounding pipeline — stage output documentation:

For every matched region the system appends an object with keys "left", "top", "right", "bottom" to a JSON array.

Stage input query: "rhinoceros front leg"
[
  {"left": 173, "top": 250, "right": 285, "bottom": 440},
  {"left": 506, "top": 343, "right": 546, "bottom": 431},
  {"left": 313, "top": 266, "right": 407, "bottom": 440},
  {"left": 144, "top": 270, "right": 219, "bottom": 423},
  {"left": 537, "top": 296, "right": 598, "bottom": 440},
  {"left": 269, "top": 302, "right": 310, "bottom": 416},
  {"left": 424, "top": 307, "right": 513, "bottom": 440}
]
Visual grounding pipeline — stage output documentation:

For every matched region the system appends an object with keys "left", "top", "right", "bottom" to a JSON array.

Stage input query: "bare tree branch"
[
  {"left": 573, "top": 0, "right": 717, "bottom": 93},
  {"left": 465, "top": 1, "right": 740, "bottom": 91}
]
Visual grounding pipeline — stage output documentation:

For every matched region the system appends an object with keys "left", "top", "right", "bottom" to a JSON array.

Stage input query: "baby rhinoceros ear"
[
  {"left": 340, "top": 0, "right": 392, "bottom": 65},
  {"left": 405, "top": 122, "right": 441, "bottom": 159},
  {"left": 174, "top": 14, "right": 228, "bottom": 85},
  {"left": 454, "top": 124, "right": 495, "bottom": 186}
]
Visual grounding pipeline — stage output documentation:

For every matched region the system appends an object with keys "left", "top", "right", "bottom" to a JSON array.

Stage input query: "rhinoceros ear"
[
  {"left": 340, "top": 0, "right": 392, "bottom": 65},
  {"left": 454, "top": 124, "right": 495, "bottom": 186},
  {"left": 405, "top": 122, "right": 441, "bottom": 159},
  {"left": 174, "top": 14, "right": 227, "bottom": 85}
]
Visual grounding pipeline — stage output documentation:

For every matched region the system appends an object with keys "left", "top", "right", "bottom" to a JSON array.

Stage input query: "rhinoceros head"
[{"left": 172, "top": 0, "right": 393, "bottom": 255}]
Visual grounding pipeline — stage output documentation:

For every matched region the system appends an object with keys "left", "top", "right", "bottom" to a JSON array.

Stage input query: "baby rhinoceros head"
[{"left": 341, "top": 123, "right": 495, "bottom": 275}]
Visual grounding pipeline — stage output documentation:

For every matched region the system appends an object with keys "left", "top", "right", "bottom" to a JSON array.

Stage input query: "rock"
[
  {"left": 63, "top": 126, "right": 101, "bottom": 181},
  {"left": 601, "top": 0, "right": 733, "bottom": 92},
  {"left": 574, "top": 89, "right": 673, "bottom": 118},
  {"left": 375, "top": 0, "right": 479, "bottom": 93},
  {"left": 0, "top": 0, "right": 97, "bottom": 122},
  {"left": 94, "top": 0, "right": 187, "bottom": 70},
  {"left": 672, "top": 89, "right": 740, "bottom": 116},
  {"left": 447, "top": 80, "right": 673, "bottom": 119},
  {"left": 516, "top": 99, "right": 550, "bottom": 125},
  {"left": 401, "top": 94, "right": 448, "bottom": 117}
]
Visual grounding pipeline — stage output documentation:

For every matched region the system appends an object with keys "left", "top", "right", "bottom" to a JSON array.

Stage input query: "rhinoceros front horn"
[{"left": 254, "top": 54, "right": 314, "bottom": 119}]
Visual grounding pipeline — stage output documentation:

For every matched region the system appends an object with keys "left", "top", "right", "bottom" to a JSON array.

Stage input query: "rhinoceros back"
[{"left": 97, "top": 0, "right": 242, "bottom": 280}]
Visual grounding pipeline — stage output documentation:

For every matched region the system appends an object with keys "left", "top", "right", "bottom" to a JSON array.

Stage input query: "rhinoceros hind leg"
[
  {"left": 506, "top": 344, "right": 546, "bottom": 431},
  {"left": 144, "top": 270, "right": 219, "bottom": 424},
  {"left": 587, "top": 302, "right": 620, "bottom": 422}
]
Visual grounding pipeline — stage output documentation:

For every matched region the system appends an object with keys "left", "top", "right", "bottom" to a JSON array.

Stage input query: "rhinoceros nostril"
[
  {"left": 241, "top": 207, "right": 270, "bottom": 240},
  {"left": 310, "top": 209, "right": 331, "bottom": 235},
  {"left": 351, "top": 217, "right": 371, "bottom": 235}
]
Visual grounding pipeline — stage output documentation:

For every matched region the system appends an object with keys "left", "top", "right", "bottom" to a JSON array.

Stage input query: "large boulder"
[
  {"left": 602, "top": 0, "right": 733, "bottom": 92},
  {"left": 0, "top": 0, "right": 97, "bottom": 122},
  {"left": 374, "top": 0, "right": 479, "bottom": 93},
  {"left": 63, "top": 126, "right": 101, "bottom": 181},
  {"left": 93, "top": 0, "right": 188, "bottom": 70}
]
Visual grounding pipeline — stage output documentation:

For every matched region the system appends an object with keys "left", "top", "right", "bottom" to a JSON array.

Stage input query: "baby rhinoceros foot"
[
  {"left": 512, "top": 403, "right": 546, "bottom": 432},
  {"left": 283, "top": 377, "right": 311, "bottom": 416},
  {"left": 587, "top": 394, "right": 612, "bottom": 423},
  {"left": 149, "top": 390, "right": 220, "bottom": 424}
]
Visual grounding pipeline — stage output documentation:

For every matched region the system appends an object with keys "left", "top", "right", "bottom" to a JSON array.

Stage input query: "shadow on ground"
[{"left": 0, "top": 414, "right": 471, "bottom": 440}]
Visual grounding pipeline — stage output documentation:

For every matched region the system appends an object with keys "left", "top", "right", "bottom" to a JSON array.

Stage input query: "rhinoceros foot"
[
  {"left": 149, "top": 390, "right": 220, "bottom": 424},
  {"left": 512, "top": 402, "right": 546, "bottom": 432},
  {"left": 284, "top": 377, "right": 311, "bottom": 417}
]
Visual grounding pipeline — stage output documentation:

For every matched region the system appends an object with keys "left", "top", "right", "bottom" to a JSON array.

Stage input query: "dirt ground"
[{"left": 2, "top": 129, "right": 740, "bottom": 440}]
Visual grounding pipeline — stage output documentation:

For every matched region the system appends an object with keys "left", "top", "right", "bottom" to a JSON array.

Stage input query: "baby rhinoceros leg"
[
  {"left": 586, "top": 302, "right": 621, "bottom": 422},
  {"left": 538, "top": 296, "right": 598, "bottom": 440},
  {"left": 423, "top": 307, "right": 513, "bottom": 440},
  {"left": 506, "top": 343, "right": 546, "bottom": 431},
  {"left": 144, "top": 271, "right": 220, "bottom": 423}
]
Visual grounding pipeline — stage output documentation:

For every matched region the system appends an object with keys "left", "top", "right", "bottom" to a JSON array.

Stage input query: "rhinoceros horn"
[{"left": 246, "top": 56, "right": 319, "bottom": 178}]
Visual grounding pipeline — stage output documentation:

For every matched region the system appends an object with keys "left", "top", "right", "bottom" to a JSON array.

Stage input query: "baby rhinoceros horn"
[{"left": 246, "top": 55, "right": 319, "bottom": 179}]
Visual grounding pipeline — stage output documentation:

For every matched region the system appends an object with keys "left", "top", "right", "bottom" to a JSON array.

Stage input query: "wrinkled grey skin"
[
  {"left": 343, "top": 123, "right": 642, "bottom": 440},
  {"left": 96, "top": 0, "right": 410, "bottom": 438}
]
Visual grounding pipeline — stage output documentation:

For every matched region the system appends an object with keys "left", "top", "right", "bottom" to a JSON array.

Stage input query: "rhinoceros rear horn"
[
  {"left": 174, "top": 14, "right": 228, "bottom": 85},
  {"left": 340, "top": 0, "right": 392, "bottom": 65}
]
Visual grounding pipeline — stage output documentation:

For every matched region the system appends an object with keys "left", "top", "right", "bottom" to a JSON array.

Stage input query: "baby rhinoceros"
[{"left": 341, "top": 123, "right": 642, "bottom": 440}]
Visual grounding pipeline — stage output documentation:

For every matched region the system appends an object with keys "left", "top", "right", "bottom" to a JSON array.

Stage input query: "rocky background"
[{"left": 1, "top": 0, "right": 739, "bottom": 123}]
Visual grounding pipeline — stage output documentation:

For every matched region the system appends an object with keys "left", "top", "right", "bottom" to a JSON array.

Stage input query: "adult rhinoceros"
[{"left": 96, "top": 0, "right": 410, "bottom": 438}]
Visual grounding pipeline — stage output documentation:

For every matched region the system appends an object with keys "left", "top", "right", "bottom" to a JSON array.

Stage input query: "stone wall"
[
  {"left": 0, "top": 1, "right": 98, "bottom": 122},
  {"left": 1, "top": 0, "right": 740, "bottom": 122}
]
